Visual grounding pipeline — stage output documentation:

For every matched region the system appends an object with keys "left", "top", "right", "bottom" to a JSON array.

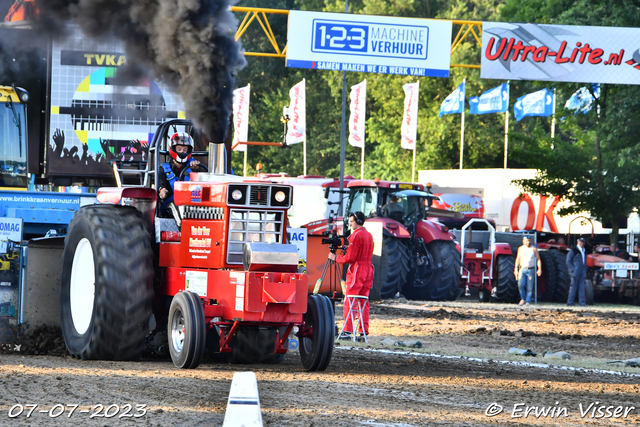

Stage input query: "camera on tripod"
[{"left": 321, "top": 236, "right": 346, "bottom": 254}]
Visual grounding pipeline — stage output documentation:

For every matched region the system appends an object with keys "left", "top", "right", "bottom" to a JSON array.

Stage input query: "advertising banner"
[
  {"left": 286, "top": 11, "right": 452, "bottom": 77},
  {"left": 481, "top": 22, "right": 640, "bottom": 85},
  {"left": 232, "top": 84, "right": 250, "bottom": 152},
  {"left": 286, "top": 79, "right": 306, "bottom": 145},
  {"left": 348, "top": 80, "right": 367, "bottom": 148},
  {"left": 401, "top": 82, "right": 419, "bottom": 150},
  {"left": 48, "top": 25, "right": 185, "bottom": 177}
]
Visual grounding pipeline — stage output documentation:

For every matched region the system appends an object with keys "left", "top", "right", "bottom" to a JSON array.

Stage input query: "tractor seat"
[
  {"left": 388, "top": 211, "right": 404, "bottom": 223},
  {"left": 465, "top": 242, "right": 484, "bottom": 253}
]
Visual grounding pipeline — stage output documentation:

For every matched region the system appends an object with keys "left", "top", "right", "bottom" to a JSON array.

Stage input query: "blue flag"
[
  {"left": 565, "top": 84, "right": 599, "bottom": 114},
  {"left": 469, "top": 83, "right": 509, "bottom": 115},
  {"left": 514, "top": 88, "right": 555, "bottom": 121},
  {"left": 439, "top": 81, "right": 465, "bottom": 117}
]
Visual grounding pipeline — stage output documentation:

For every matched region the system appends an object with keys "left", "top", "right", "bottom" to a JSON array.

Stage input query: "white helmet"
[{"left": 169, "top": 132, "right": 194, "bottom": 163}]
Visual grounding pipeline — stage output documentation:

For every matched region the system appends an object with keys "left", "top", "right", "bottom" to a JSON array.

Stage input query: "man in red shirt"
[{"left": 329, "top": 211, "right": 374, "bottom": 340}]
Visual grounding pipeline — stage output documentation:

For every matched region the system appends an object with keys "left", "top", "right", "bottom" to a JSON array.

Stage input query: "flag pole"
[
  {"left": 551, "top": 88, "right": 556, "bottom": 148},
  {"left": 504, "top": 81, "right": 510, "bottom": 169},
  {"left": 504, "top": 110, "right": 509, "bottom": 169},
  {"left": 459, "top": 78, "right": 466, "bottom": 170},
  {"left": 411, "top": 145, "right": 416, "bottom": 182},
  {"left": 303, "top": 79, "right": 307, "bottom": 176},
  {"left": 243, "top": 148, "right": 247, "bottom": 177},
  {"left": 361, "top": 144, "right": 365, "bottom": 179}
]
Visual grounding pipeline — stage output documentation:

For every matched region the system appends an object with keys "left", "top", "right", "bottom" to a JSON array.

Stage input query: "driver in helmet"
[{"left": 158, "top": 132, "right": 205, "bottom": 212}]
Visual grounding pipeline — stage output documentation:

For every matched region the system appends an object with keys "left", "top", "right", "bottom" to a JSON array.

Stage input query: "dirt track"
[{"left": 1, "top": 300, "right": 639, "bottom": 426}]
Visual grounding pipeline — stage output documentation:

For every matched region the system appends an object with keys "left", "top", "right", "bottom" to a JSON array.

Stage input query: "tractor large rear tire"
[
  {"left": 537, "top": 251, "right": 557, "bottom": 302},
  {"left": 380, "top": 236, "right": 410, "bottom": 299},
  {"left": 168, "top": 291, "right": 206, "bottom": 369},
  {"left": 60, "top": 205, "right": 153, "bottom": 360},
  {"left": 492, "top": 255, "right": 519, "bottom": 303},
  {"left": 409, "top": 240, "right": 461, "bottom": 301},
  {"left": 551, "top": 250, "right": 571, "bottom": 302},
  {"left": 300, "top": 295, "right": 334, "bottom": 371}
]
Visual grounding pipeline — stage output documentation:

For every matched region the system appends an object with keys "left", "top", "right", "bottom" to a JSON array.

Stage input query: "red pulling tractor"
[{"left": 58, "top": 119, "right": 334, "bottom": 370}]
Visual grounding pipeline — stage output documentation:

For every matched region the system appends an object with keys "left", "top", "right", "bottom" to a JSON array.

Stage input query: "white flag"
[
  {"left": 286, "top": 79, "right": 306, "bottom": 145},
  {"left": 232, "top": 84, "right": 250, "bottom": 152},
  {"left": 348, "top": 80, "right": 367, "bottom": 148},
  {"left": 401, "top": 81, "right": 420, "bottom": 150}
]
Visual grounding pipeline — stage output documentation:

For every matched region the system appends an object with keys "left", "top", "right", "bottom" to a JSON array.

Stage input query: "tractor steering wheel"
[{"left": 179, "top": 163, "right": 208, "bottom": 181}]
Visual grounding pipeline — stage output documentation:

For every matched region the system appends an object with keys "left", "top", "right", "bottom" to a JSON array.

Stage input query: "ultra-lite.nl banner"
[{"left": 481, "top": 22, "right": 640, "bottom": 85}]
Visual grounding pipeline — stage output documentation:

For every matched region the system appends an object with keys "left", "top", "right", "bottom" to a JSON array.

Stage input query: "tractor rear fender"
[
  {"left": 365, "top": 217, "right": 410, "bottom": 239},
  {"left": 415, "top": 220, "right": 455, "bottom": 245},
  {"left": 494, "top": 242, "right": 513, "bottom": 257},
  {"left": 97, "top": 187, "right": 158, "bottom": 229}
]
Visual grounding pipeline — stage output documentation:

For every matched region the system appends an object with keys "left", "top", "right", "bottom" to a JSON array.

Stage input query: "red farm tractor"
[
  {"left": 339, "top": 180, "right": 463, "bottom": 301},
  {"left": 455, "top": 219, "right": 518, "bottom": 303},
  {"left": 58, "top": 119, "right": 334, "bottom": 370}
]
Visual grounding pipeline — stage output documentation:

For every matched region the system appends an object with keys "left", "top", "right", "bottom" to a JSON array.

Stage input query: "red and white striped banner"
[
  {"left": 232, "top": 84, "right": 250, "bottom": 152},
  {"left": 401, "top": 81, "right": 419, "bottom": 150},
  {"left": 348, "top": 80, "right": 367, "bottom": 148},
  {"left": 286, "top": 79, "right": 306, "bottom": 145}
]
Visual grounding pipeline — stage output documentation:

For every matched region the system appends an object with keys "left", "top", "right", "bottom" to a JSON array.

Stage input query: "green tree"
[{"left": 503, "top": 0, "right": 640, "bottom": 244}]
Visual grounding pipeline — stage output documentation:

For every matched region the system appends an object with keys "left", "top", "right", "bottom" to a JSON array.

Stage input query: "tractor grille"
[
  {"left": 226, "top": 209, "right": 284, "bottom": 264},
  {"left": 250, "top": 186, "right": 269, "bottom": 206},
  {"left": 180, "top": 206, "right": 224, "bottom": 220}
]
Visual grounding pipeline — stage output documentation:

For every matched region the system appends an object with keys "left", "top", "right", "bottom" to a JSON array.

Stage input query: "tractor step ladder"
[
  {"left": 112, "top": 157, "right": 152, "bottom": 188},
  {"left": 336, "top": 295, "right": 369, "bottom": 343}
]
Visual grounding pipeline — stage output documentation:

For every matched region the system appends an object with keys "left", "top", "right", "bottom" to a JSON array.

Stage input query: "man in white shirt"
[{"left": 514, "top": 235, "right": 542, "bottom": 306}]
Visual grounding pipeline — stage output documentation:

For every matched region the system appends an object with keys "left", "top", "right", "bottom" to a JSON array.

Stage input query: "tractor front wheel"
[
  {"left": 60, "top": 205, "right": 153, "bottom": 361},
  {"left": 299, "top": 294, "right": 334, "bottom": 371},
  {"left": 585, "top": 279, "right": 594, "bottom": 305},
  {"left": 168, "top": 291, "right": 206, "bottom": 369}
]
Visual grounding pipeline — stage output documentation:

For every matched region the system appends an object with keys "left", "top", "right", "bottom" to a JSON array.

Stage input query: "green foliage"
[
  {"left": 232, "top": 0, "right": 512, "bottom": 180},
  {"left": 231, "top": 0, "right": 640, "bottom": 241},
  {"left": 503, "top": 0, "right": 640, "bottom": 241}
]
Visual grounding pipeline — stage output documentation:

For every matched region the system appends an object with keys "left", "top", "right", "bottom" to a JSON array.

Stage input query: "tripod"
[{"left": 312, "top": 251, "right": 345, "bottom": 296}]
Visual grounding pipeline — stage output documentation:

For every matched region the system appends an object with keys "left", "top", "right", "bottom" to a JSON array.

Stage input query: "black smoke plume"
[{"left": 35, "top": 0, "right": 246, "bottom": 142}]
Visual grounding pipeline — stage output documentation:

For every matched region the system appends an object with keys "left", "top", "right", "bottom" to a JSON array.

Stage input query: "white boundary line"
[
  {"left": 335, "top": 346, "right": 640, "bottom": 378},
  {"left": 223, "top": 372, "right": 263, "bottom": 427}
]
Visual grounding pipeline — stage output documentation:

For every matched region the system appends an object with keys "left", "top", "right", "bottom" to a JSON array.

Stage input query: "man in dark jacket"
[{"left": 566, "top": 237, "right": 587, "bottom": 306}]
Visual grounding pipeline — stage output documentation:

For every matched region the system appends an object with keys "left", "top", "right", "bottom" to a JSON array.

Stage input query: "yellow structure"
[{"left": 231, "top": 7, "right": 482, "bottom": 69}]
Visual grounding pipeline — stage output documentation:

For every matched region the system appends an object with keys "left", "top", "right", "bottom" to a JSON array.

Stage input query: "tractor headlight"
[
  {"left": 270, "top": 186, "right": 290, "bottom": 207},
  {"left": 227, "top": 184, "right": 247, "bottom": 205}
]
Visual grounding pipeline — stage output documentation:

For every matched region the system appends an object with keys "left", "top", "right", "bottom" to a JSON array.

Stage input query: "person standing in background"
[
  {"left": 514, "top": 235, "right": 542, "bottom": 307},
  {"left": 566, "top": 237, "right": 588, "bottom": 306}
]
